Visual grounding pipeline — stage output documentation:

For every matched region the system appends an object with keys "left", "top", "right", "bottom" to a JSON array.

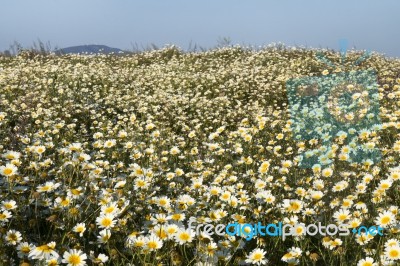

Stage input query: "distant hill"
[{"left": 55, "top": 45, "right": 125, "bottom": 55}]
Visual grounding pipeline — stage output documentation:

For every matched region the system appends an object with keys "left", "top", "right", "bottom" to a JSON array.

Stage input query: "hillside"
[
  {"left": 55, "top": 44, "right": 125, "bottom": 54},
  {"left": 0, "top": 46, "right": 400, "bottom": 265}
]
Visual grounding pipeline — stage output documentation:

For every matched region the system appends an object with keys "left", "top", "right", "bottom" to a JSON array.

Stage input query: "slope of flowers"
[{"left": 0, "top": 46, "right": 400, "bottom": 265}]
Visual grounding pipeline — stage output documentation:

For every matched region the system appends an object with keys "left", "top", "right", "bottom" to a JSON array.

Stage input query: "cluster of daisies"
[{"left": 0, "top": 46, "right": 400, "bottom": 265}]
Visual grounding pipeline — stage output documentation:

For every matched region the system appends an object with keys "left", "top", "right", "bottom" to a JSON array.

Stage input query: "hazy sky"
[{"left": 1, "top": 0, "right": 399, "bottom": 57}]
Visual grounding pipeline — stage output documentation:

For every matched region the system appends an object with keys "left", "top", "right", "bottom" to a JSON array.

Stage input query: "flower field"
[{"left": 1, "top": 46, "right": 400, "bottom": 265}]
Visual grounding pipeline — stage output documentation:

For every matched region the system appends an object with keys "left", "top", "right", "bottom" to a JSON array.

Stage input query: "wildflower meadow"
[{"left": 1, "top": 46, "right": 400, "bottom": 265}]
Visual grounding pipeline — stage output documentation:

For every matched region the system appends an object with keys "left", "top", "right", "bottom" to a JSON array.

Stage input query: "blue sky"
[{"left": 1, "top": 0, "right": 399, "bottom": 56}]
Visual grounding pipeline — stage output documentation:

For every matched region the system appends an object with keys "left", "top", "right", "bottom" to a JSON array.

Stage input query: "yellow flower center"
[
  {"left": 381, "top": 216, "right": 390, "bottom": 224},
  {"left": 253, "top": 253, "right": 263, "bottom": 260},
  {"left": 389, "top": 249, "right": 399, "bottom": 258},
  {"left": 102, "top": 218, "right": 112, "bottom": 227},
  {"left": 179, "top": 233, "right": 190, "bottom": 241},
  {"left": 290, "top": 202, "right": 301, "bottom": 211},
  {"left": 135, "top": 241, "right": 144, "bottom": 247},
  {"left": 381, "top": 184, "right": 389, "bottom": 189},
  {"left": 68, "top": 254, "right": 82, "bottom": 264},
  {"left": 8, "top": 234, "right": 18, "bottom": 241},
  {"left": 71, "top": 189, "right": 81, "bottom": 195},
  {"left": 3, "top": 168, "right": 13, "bottom": 175},
  {"left": 167, "top": 228, "right": 177, "bottom": 234},
  {"left": 37, "top": 245, "right": 51, "bottom": 252},
  {"left": 172, "top": 214, "right": 181, "bottom": 220},
  {"left": 105, "top": 206, "right": 115, "bottom": 213},
  {"left": 147, "top": 241, "right": 158, "bottom": 249},
  {"left": 21, "top": 246, "right": 30, "bottom": 253}
]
